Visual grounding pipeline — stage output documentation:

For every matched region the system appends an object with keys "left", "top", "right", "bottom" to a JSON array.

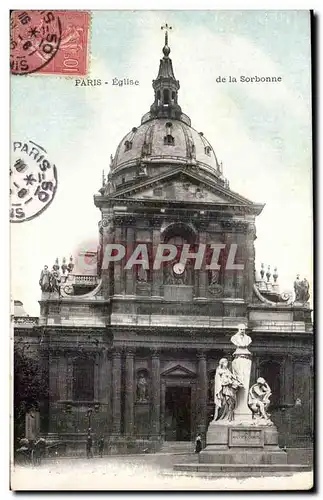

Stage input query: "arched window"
[
  {"left": 164, "top": 122, "right": 174, "bottom": 145},
  {"left": 164, "top": 134, "right": 174, "bottom": 146},
  {"left": 163, "top": 234, "right": 194, "bottom": 286},
  {"left": 73, "top": 357, "right": 94, "bottom": 401},
  {"left": 124, "top": 140, "right": 132, "bottom": 152},
  {"left": 163, "top": 89, "right": 170, "bottom": 105},
  {"left": 157, "top": 90, "right": 161, "bottom": 106},
  {"left": 205, "top": 146, "right": 211, "bottom": 156}
]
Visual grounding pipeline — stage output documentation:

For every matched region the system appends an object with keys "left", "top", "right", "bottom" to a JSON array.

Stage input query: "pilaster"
[
  {"left": 197, "top": 350, "right": 208, "bottom": 436},
  {"left": 111, "top": 347, "right": 122, "bottom": 435},
  {"left": 125, "top": 347, "right": 135, "bottom": 436},
  {"left": 151, "top": 349, "right": 161, "bottom": 437}
]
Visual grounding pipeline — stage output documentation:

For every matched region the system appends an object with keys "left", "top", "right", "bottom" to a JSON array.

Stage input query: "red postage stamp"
[{"left": 10, "top": 10, "right": 90, "bottom": 76}]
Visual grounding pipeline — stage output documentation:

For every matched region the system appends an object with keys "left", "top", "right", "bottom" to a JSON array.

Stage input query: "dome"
[
  {"left": 105, "top": 30, "right": 225, "bottom": 191},
  {"left": 111, "top": 119, "right": 221, "bottom": 187}
]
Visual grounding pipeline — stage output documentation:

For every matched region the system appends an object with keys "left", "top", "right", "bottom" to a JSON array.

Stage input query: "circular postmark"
[
  {"left": 10, "top": 140, "right": 58, "bottom": 223},
  {"left": 10, "top": 11, "right": 62, "bottom": 75}
]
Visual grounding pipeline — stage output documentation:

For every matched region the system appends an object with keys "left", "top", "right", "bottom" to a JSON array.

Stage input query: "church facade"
[{"left": 15, "top": 33, "right": 313, "bottom": 454}]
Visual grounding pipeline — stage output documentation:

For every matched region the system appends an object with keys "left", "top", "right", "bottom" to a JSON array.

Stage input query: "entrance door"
[{"left": 164, "top": 386, "right": 191, "bottom": 441}]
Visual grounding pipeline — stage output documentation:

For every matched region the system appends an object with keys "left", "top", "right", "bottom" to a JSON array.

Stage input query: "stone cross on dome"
[
  {"left": 161, "top": 23, "right": 172, "bottom": 56},
  {"left": 147, "top": 23, "right": 186, "bottom": 122}
]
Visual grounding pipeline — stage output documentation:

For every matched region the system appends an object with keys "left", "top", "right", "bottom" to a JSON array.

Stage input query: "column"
[
  {"left": 57, "top": 354, "right": 67, "bottom": 400},
  {"left": 112, "top": 348, "right": 122, "bottom": 435},
  {"left": 152, "top": 228, "right": 162, "bottom": 296},
  {"left": 198, "top": 231, "right": 207, "bottom": 298},
  {"left": 39, "top": 348, "right": 49, "bottom": 434},
  {"left": 151, "top": 349, "right": 161, "bottom": 437},
  {"left": 125, "top": 226, "right": 135, "bottom": 295},
  {"left": 94, "top": 352, "right": 100, "bottom": 401},
  {"left": 99, "top": 349, "right": 111, "bottom": 403},
  {"left": 101, "top": 211, "right": 114, "bottom": 297},
  {"left": 99, "top": 349, "right": 112, "bottom": 433},
  {"left": 48, "top": 352, "right": 58, "bottom": 433},
  {"left": 250, "top": 353, "right": 259, "bottom": 385},
  {"left": 48, "top": 352, "right": 58, "bottom": 401},
  {"left": 235, "top": 231, "right": 246, "bottom": 299},
  {"left": 283, "top": 354, "right": 294, "bottom": 405},
  {"left": 66, "top": 356, "right": 74, "bottom": 400},
  {"left": 197, "top": 350, "right": 208, "bottom": 437},
  {"left": 245, "top": 222, "right": 256, "bottom": 303},
  {"left": 124, "top": 348, "right": 135, "bottom": 436},
  {"left": 114, "top": 226, "right": 123, "bottom": 294},
  {"left": 223, "top": 230, "right": 235, "bottom": 299}
]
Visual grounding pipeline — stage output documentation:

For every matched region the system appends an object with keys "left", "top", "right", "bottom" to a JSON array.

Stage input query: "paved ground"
[{"left": 11, "top": 454, "right": 313, "bottom": 491}]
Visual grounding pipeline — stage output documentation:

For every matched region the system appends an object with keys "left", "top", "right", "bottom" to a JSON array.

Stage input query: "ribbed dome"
[{"left": 111, "top": 119, "right": 221, "bottom": 179}]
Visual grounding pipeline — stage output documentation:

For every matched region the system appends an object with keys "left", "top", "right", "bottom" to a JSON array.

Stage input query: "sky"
[{"left": 11, "top": 10, "right": 313, "bottom": 316}]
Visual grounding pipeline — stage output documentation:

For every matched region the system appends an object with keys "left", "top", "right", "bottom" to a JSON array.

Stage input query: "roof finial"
[{"left": 161, "top": 23, "right": 172, "bottom": 57}]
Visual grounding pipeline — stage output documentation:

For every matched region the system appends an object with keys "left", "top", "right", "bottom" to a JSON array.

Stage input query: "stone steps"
[{"left": 173, "top": 463, "right": 312, "bottom": 476}]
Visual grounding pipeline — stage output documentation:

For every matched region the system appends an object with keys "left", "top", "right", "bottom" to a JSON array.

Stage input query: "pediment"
[
  {"left": 161, "top": 364, "right": 196, "bottom": 377},
  {"left": 111, "top": 168, "right": 258, "bottom": 208}
]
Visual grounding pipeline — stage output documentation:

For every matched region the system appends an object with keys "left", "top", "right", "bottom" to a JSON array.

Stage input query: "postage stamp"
[
  {"left": 10, "top": 140, "right": 58, "bottom": 223},
  {"left": 10, "top": 10, "right": 90, "bottom": 76}
]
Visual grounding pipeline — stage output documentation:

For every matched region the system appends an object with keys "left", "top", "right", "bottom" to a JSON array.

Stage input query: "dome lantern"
[{"left": 142, "top": 24, "right": 191, "bottom": 126}]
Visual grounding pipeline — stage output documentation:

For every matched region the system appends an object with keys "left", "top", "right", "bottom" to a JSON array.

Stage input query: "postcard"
[{"left": 11, "top": 9, "right": 313, "bottom": 491}]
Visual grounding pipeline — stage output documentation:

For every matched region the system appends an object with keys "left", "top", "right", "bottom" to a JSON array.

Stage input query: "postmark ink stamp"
[
  {"left": 10, "top": 11, "right": 62, "bottom": 75},
  {"left": 10, "top": 140, "right": 58, "bottom": 223}
]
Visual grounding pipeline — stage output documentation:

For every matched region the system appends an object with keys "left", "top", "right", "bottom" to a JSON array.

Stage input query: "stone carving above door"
[{"left": 161, "top": 364, "right": 196, "bottom": 378}]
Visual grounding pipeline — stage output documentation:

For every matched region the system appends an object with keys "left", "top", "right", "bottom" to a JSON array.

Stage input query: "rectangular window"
[{"left": 73, "top": 357, "right": 94, "bottom": 401}]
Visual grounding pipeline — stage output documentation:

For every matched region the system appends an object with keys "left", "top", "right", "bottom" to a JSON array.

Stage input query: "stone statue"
[
  {"left": 301, "top": 277, "right": 310, "bottom": 302},
  {"left": 50, "top": 261, "right": 61, "bottom": 294},
  {"left": 138, "top": 163, "right": 147, "bottom": 176},
  {"left": 213, "top": 358, "right": 243, "bottom": 422},
  {"left": 294, "top": 274, "right": 301, "bottom": 300},
  {"left": 230, "top": 324, "right": 252, "bottom": 349},
  {"left": 137, "top": 373, "right": 148, "bottom": 402},
  {"left": 209, "top": 270, "right": 219, "bottom": 285},
  {"left": 248, "top": 377, "right": 272, "bottom": 421},
  {"left": 67, "top": 256, "right": 74, "bottom": 273},
  {"left": 39, "top": 265, "right": 51, "bottom": 292},
  {"left": 137, "top": 264, "right": 148, "bottom": 283},
  {"left": 105, "top": 173, "right": 115, "bottom": 195},
  {"left": 294, "top": 275, "right": 310, "bottom": 303},
  {"left": 61, "top": 257, "right": 68, "bottom": 275}
]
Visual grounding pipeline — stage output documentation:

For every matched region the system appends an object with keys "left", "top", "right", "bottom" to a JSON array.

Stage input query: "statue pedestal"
[
  {"left": 174, "top": 421, "right": 311, "bottom": 476},
  {"left": 199, "top": 422, "right": 287, "bottom": 465}
]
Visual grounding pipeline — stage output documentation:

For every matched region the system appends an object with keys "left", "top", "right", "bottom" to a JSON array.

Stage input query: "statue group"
[
  {"left": 294, "top": 275, "right": 310, "bottom": 303},
  {"left": 39, "top": 264, "right": 61, "bottom": 293},
  {"left": 213, "top": 324, "right": 272, "bottom": 424},
  {"left": 39, "top": 257, "right": 74, "bottom": 294}
]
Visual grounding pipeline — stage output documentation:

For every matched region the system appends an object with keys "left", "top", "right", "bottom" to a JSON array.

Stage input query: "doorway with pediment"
[{"left": 160, "top": 365, "right": 197, "bottom": 442}]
